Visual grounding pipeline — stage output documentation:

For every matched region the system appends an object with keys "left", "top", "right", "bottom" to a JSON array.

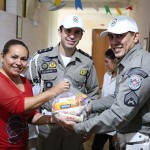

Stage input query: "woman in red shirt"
[{"left": 0, "top": 39, "right": 70, "bottom": 150}]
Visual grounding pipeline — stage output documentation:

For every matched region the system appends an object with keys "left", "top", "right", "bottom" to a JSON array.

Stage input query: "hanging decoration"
[
  {"left": 116, "top": 8, "right": 122, "bottom": 15},
  {"left": 54, "top": 0, "right": 61, "bottom": 6},
  {"left": 126, "top": 5, "right": 133, "bottom": 10},
  {"left": 48, "top": 0, "right": 66, "bottom": 11},
  {"left": 104, "top": 5, "right": 112, "bottom": 15},
  {"left": 91, "top": 2, "right": 99, "bottom": 11},
  {"left": 75, "top": 0, "right": 83, "bottom": 10},
  {"left": 39, "top": 0, "right": 128, "bottom": 14}
]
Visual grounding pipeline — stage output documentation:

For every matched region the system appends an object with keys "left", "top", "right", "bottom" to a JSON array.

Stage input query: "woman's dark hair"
[
  {"left": 105, "top": 48, "right": 116, "bottom": 60},
  {"left": 3, "top": 39, "right": 29, "bottom": 58}
]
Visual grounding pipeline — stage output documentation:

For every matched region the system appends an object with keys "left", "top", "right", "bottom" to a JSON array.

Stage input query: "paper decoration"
[
  {"left": 91, "top": 2, "right": 99, "bottom": 11},
  {"left": 116, "top": 8, "right": 122, "bottom": 15},
  {"left": 48, "top": 0, "right": 66, "bottom": 11},
  {"left": 54, "top": 0, "right": 61, "bottom": 6},
  {"left": 75, "top": 0, "right": 83, "bottom": 10},
  {"left": 104, "top": 5, "right": 112, "bottom": 15},
  {"left": 126, "top": 5, "right": 133, "bottom": 10}
]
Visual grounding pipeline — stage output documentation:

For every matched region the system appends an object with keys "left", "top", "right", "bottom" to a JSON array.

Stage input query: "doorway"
[{"left": 92, "top": 29, "right": 109, "bottom": 92}]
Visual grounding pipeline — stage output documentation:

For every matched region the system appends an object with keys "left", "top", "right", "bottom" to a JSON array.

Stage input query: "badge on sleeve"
[
  {"left": 129, "top": 75, "right": 141, "bottom": 91},
  {"left": 124, "top": 91, "right": 139, "bottom": 107}
]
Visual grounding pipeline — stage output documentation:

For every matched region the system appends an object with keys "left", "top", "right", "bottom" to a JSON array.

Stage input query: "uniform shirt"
[
  {"left": 101, "top": 72, "right": 116, "bottom": 97},
  {"left": 0, "top": 73, "right": 36, "bottom": 149},
  {"left": 101, "top": 72, "right": 116, "bottom": 136},
  {"left": 25, "top": 44, "right": 100, "bottom": 134},
  {"left": 74, "top": 43, "right": 150, "bottom": 135}
]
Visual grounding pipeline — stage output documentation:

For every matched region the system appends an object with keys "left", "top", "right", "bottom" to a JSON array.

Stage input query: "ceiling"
[{"left": 39, "top": 0, "right": 131, "bottom": 9}]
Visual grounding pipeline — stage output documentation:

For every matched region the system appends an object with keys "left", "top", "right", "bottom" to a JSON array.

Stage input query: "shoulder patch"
[
  {"left": 129, "top": 75, "right": 141, "bottom": 91},
  {"left": 37, "top": 47, "right": 53, "bottom": 54},
  {"left": 78, "top": 49, "right": 92, "bottom": 59},
  {"left": 124, "top": 91, "right": 139, "bottom": 107},
  {"left": 126, "top": 68, "right": 148, "bottom": 78}
]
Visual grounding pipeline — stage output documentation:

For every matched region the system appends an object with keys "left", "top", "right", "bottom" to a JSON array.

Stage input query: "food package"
[
  {"left": 53, "top": 112, "right": 84, "bottom": 122},
  {"left": 52, "top": 81, "right": 91, "bottom": 122}
]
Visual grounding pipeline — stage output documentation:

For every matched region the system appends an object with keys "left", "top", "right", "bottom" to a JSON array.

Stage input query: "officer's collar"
[{"left": 56, "top": 43, "right": 82, "bottom": 62}]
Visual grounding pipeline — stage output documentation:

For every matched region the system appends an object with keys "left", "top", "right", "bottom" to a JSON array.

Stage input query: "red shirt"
[{"left": 0, "top": 73, "right": 36, "bottom": 150}]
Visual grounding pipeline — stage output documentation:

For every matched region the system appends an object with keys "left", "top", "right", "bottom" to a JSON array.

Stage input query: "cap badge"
[
  {"left": 111, "top": 18, "right": 117, "bottom": 27},
  {"left": 73, "top": 16, "right": 79, "bottom": 23}
]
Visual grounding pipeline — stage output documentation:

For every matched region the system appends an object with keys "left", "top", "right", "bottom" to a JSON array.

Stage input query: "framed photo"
[
  {"left": 22, "top": 0, "right": 26, "bottom": 17},
  {"left": 143, "top": 37, "right": 148, "bottom": 51},
  {"left": 16, "top": 16, "right": 23, "bottom": 39},
  {"left": 0, "top": 0, "right": 6, "bottom": 11}
]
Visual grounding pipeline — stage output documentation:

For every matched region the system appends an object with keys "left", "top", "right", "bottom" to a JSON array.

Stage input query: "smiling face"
[
  {"left": 59, "top": 27, "right": 83, "bottom": 51},
  {"left": 108, "top": 32, "right": 139, "bottom": 58},
  {"left": 1, "top": 44, "right": 29, "bottom": 77}
]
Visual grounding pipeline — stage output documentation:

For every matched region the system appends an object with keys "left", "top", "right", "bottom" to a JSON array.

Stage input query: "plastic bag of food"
[{"left": 52, "top": 80, "right": 91, "bottom": 122}]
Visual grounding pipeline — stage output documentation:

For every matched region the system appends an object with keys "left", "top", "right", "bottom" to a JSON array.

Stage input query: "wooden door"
[{"left": 92, "top": 29, "right": 109, "bottom": 92}]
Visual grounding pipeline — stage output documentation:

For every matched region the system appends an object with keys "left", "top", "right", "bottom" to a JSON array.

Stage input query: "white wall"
[
  {"left": 0, "top": 10, "right": 16, "bottom": 51},
  {"left": 0, "top": 2, "right": 49, "bottom": 56},
  {"left": 130, "top": 0, "right": 150, "bottom": 48}
]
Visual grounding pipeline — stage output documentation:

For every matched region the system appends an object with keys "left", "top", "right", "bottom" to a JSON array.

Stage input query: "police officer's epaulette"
[
  {"left": 37, "top": 47, "right": 53, "bottom": 54},
  {"left": 78, "top": 49, "right": 92, "bottom": 59},
  {"left": 126, "top": 68, "right": 148, "bottom": 78}
]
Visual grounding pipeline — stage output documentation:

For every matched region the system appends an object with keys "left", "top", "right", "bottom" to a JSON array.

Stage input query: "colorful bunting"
[
  {"left": 116, "top": 8, "right": 122, "bottom": 15},
  {"left": 91, "top": 2, "right": 99, "bottom": 11},
  {"left": 126, "top": 5, "right": 133, "bottom": 10},
  {"left": 47, "top": 0, "right": 126, "bottom": 15},
  {"left": 104, "top": 5, "right": 112, "bottom": 15},
  {"left": 54, "top": 0, "right": 61, "bottom": 6},
  {"left": 75, "top": 0, "right": 83, "bottom": 10}
]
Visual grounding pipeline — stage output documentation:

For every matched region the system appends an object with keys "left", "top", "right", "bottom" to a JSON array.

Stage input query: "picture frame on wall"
[
  {"left": 0, "top": 0, "right": 6, "bottom": 11},
  {"left": 16, "top": 16, "right": 23, "bottom": 39},
  {"left": 22, "top": 0, "right": 26, "bottom": 17}
]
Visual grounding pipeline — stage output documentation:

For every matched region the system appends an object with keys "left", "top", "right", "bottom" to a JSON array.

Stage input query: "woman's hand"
[{"left": 52, "top": 80, "right": 70, "bottom": 96}]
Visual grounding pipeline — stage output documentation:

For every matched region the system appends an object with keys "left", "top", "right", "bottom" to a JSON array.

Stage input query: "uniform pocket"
[
  {"left": 41, "top": 74, "right": 57, "bottom": 89},
  {"left": 73, "top": 76, "right": 86, "bottom": 91}
]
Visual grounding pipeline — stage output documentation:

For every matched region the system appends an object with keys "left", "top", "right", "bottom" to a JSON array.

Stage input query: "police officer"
[
  {"left": 25, "top": 14, "right": 100, "bottom": 150},
  {"left": 54, "top": 15, "right": 150, "bottom": 150}
]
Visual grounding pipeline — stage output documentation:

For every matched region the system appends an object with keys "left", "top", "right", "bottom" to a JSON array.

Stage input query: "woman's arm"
[
  {"left": 31, "top": 113, "right": 55, "bottom": 125},
  {"left": 25, "top": 80, "right": 70, "bottom": 113}
]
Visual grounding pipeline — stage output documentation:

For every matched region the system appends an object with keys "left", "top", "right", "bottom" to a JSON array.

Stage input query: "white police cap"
[
  {"left": 100, "top": 15, "right": 138, "bottom": 36},
  {"left": 60, "top": 14, "right": 84, "bottom": 31}
]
